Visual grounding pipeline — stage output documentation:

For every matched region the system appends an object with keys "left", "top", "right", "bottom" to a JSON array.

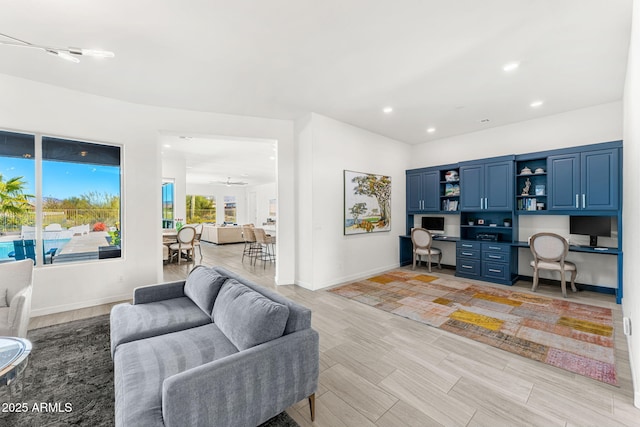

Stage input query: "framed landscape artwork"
[{"left": 344, "top": 170, "right": 391, "bottom": 235}]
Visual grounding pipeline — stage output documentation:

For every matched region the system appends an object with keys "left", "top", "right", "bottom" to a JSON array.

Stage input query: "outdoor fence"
[{"left": 1, "top": 209, "right": 120, "bottom": 233}]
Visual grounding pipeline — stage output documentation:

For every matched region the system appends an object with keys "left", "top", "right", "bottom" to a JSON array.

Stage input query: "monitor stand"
[{"left": 589, "top": 235, "right": 598, "bottom": 247}]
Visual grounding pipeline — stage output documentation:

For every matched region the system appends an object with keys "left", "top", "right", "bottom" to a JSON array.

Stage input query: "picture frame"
[
  {"left": 477, "top": 219, "right": 485, "bottom": 225},
  {"left": 535, "top": 184, "right": 546, "bottom": 196},
  {"left": 344, "top": 170, "right": 391, "bottom": 235}
]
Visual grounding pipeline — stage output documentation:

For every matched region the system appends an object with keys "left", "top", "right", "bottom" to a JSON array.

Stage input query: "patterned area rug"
[
  {"left": 329, "top": 270, "right": 618, "bottom": 385},
  {"left": 0, "top": 315, "right": 299, "bottom": 426}
]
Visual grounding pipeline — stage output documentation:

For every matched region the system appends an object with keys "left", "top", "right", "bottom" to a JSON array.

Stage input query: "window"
[
  {"left": 162, "top": 180, "right": 174, "bottom": 228},
  {"left": 0, "top": 130, "right": 122, "bottom": 265},
  {"left": 186, "top": 195, "right": 216, "bottom": 224},
  {"left": 224, "top": 196, "right": 236, "bottom": 224}
]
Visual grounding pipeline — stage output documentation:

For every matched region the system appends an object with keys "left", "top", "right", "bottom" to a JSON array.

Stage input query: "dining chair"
[
  {"left": 254, "top": 228, "right": 275, "bottom": 268},
  {"left": 241, "top": 225, "right": 260, "bottom": 263},
  {"left": 411, "top": 228, "right": 441, "bottom": 272},
  {"left": 529, "top": 232, "right": 577, "bottom": 298},
  {"left": 169, "top": 226, "right": 197, "bottom": 265}
]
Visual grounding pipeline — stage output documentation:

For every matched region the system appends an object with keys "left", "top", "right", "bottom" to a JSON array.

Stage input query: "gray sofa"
[{"left": 110, "top": 266, "right": 319, "bottom": 427}]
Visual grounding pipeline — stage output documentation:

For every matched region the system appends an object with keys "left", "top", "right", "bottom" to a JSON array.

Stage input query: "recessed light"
[
  {"left": 269, "top": 156, "right": 275, "bottom": 160},
  {"left": 383, "top": 106, "right": 393, "bottom": 114},
  {"left": 530, "top": 100, "right": 544, "bottom": 108},
  {"left": 503, "top": 62, "right": 520, "bottom": 72},
  {"left": 426, "top": 128, "right": 436, "bottom": 133},
  {"left": 163, "top": 144, "right": 171, "bottom": 148}
]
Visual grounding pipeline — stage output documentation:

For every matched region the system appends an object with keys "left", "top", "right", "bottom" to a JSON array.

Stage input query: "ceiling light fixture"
[
  {"left": 503, "top": 62, "right": 520, "bottom": 72},
  {"left": 426, "top": 127, "right": 436, "bottom": 133},
  {"left": 383, "top": 107, "right": 393, "bottom": 114},
  {"left": 530, "top": 100, "right": 544, "bottom": 108},
  {"left": 0, "top": 33, "right": 114, "bottom": 63}
]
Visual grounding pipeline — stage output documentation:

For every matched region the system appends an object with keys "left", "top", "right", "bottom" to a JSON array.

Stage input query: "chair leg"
[
  {"left": 437, "top": 252, "right": 442, "bottom": 269},
  {"left": 561, "top": 273, "right": 567, "bottom": 298},
  {"left": 531, "top": 268, "right": 539, "bottom": 292},
  {"left": 308, "top": 393, "right": 315, "bottom": 422},
  {"left": 412, "top": 252, "right": 416, "bottom": 270},
  {"left": 427, "top": 255, "right": 432, "bottom": 272},
  {"left": 570, "top": 270, "right": 577, "bottom": 292}
]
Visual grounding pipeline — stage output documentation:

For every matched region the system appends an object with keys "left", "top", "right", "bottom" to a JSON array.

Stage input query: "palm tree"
[{"left": 0, "top": 174, "right": 32, "bottom": 231}]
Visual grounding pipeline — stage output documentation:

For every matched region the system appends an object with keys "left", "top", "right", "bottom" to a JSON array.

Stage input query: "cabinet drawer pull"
[
  {"left": 488, "top": 255, "right": 502, "bottom": 259},
  {"left": 488, "top": 246, "right": 500, "bottom": 250},
  {"left": 462, "top": 252, "right": 473, "bottom": 256},
  {"left": 462, "top": 265, "right": 473, "bottom": 269},
  {"left": 489, "top": 269, "right": 502, "bottom": 273},
  {"left": 576, "top": 194, "right": 579, "bottom": 209},
  {"left": 462, "top": 244, "right": 473, "bottom": 248}
]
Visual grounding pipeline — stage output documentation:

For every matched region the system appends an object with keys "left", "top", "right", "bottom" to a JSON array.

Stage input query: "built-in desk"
[
  {"left": 401, "top": 235, "right": 622, "bottom": 303},
  {"left": 399, "top": 235, "right": 459, "bottom": 267}
]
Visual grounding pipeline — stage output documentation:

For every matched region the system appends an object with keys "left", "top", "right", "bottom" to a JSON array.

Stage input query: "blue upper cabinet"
[
  {"left": 548, "top": 147, "right": 619, "bottom": 211},
  {"left": 406, "top": 169, "right": 439, "bottom": 212},
  {"left": 459, "top": 164, "right": 484, "bottom": 210},
  {"left": 460, "top": 157, "right": 513, "bottom": 211}
]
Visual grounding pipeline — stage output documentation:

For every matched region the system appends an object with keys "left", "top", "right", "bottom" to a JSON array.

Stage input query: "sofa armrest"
[
  {"left": 6, "top": 287, "right": 31, "bottom": 337},
  {"left": 133, "top": 280, "right": 185, "bottom": 304},
  {"left": 162, "top": 328, "right": 319, "bottom": 427}
]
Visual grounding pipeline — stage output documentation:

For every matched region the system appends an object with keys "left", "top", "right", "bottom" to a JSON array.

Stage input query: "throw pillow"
[
  {"left": 184, "top": 266, "right": 227, "bottom": 315},
  {"left": 0, "top": 288, "right": 7, "bottom": 308},
  {"left": 212, "top": 279, "right": 289, "bottom": 351}
]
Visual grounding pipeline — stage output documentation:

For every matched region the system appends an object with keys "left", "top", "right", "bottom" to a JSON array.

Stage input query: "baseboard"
[
  {"left": 310, "top": 263, "right": 401, "bottom": 290},
  {"left": 31, "top": 293, "right": 131, "bottom": 318},
  {"left": 516, "top": 275, "right": 616, "bottom": 295}
]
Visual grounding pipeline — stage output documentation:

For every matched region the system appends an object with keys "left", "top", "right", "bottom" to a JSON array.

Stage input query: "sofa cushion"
[
  {"left": 183, "top": 266, "right": 228, "bottom": 315},
  {"left": 0, "top": 288, "right": 7, "bottom": 307},
  {"left": 110, "top": 297, "right": 211, "bottom": 357},
  {"left": 114, "top": 323, "right": 238, "bottom": 427},
  {"left": 212, "top": 279, "right": 289, "bottom": 351}
]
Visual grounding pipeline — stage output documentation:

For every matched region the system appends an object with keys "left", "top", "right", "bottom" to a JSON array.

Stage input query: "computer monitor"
[
  {"left": 569, "top": 216, "right": 611, "bottom": 247},
  {"left": 421, "top": 216, "right": 445, "bottom": 234}
]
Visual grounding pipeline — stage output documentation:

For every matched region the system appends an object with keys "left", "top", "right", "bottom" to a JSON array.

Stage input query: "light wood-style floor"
[{"left": 30, "top": 241, "right": 640, "bottom": 426}]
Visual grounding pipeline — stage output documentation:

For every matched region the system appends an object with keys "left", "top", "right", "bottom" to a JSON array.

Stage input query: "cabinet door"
[
  {"left": 548, "top": 153, "right": 580, "bottom": 210},
  {"left": 406, "top": 172, "right": 423, "bottom": 212},
  {"left": 421, "top": 171, "right": 439, "bottom": 211},
  {"left": 582, "top": 149, "right": 619, "bottom": 210},
  {"left": 459, "top": 164, "right": 484, "bottom": 210},
  {"left": 484, "top": 161, "right": 513, "bottom": 210}
]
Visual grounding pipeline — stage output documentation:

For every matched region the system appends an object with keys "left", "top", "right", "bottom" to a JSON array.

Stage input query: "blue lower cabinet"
[
  {"left": 482, "top": 261, "right": 510, "bottom": 282},
  {"left": 456, "top": 240, "right": 517, "bottom": 285}
]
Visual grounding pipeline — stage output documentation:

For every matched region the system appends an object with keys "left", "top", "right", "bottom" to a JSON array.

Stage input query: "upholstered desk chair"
[
  {"left": 411, "top": 228, "right": 442, "bottom": 272},
  {"left": 169, "top": 226, "right": 196, "bottom": 265},
  {"left": 0, "top": 259, "right": 34, "bottom": 338},
  {"left": 529, "top": 232, "right": 577, "bottom": 298}
]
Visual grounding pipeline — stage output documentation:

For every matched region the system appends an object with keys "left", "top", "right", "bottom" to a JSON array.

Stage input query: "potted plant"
[
  {"left": 503, "top": 218, "right": 512, "bottom": 227},
  {"left": 467, "top": 218, "right": 476, "bottom": 226}
]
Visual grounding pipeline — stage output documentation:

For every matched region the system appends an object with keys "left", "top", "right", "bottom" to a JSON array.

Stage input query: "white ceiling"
[
  {"left": 160, "top": 134, "right": 277, "bottom": 186},
  {"left": 0, "top": 0, "right": 633, "bottom": 183}
]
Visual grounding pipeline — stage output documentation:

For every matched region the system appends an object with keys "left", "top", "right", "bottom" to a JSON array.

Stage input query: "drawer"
[
  {"left": 456, "top": 259, "right": 481, "bottom": 277},
  {"left": 457, "top": 241, "right": 481, "bottom": 250},
  {"left": 481, "top": 242, "right": 511, "bottom": 253},
  {"left": 457, "top": 248, "right": 480, "bottom": 259},
  {"left": 483, "top": 251, "right": 508, "bottom": 263},
  {"left": 482, "top": 261, "right": 510, "bottom": 282}
]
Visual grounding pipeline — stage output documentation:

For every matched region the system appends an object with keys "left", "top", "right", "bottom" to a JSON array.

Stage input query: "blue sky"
[{"left": 0, "top": 158, "right": 120, "bottom": 200}]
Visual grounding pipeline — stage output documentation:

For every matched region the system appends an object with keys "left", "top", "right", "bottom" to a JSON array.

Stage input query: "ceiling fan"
[{"left": 214, "top": 177, "right": 248, "bottom": 186}]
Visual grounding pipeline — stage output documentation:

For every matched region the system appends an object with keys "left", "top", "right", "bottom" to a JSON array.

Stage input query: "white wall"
[
  {"left": 411, "top": 101, "right": 622, "bottom": 168},
  {"left": 410, "top": 102, "right": 624, "bottom": 287},
  {"left": 623, "top": 0, "right": 640, "bottom": 408},
  {"left": 247, "top": 182, "right": 277, "bottom": 226},
  {"left": 295, "top": 113, "right": 411, "bottom": 290},
  {"left": 0, "top": 74, "right": 296, "bottom": 315}
]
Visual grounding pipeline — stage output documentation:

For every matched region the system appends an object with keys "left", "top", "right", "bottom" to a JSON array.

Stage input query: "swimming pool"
[{"left": 0, "top": 239, "right": 70, "bottom": 259}]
